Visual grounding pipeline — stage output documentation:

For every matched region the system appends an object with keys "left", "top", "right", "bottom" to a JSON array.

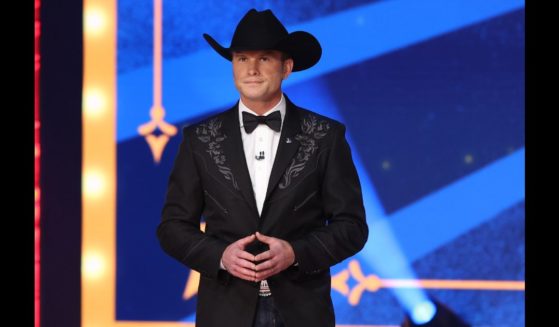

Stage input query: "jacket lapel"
[
  {"left": 221, "top": 104, "right": 259, "bottom": 214},
  {"left": 264, "top": 96, "right": 302, "bottom": 204}
]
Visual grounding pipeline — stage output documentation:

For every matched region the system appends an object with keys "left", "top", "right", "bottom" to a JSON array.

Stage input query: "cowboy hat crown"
[{"left": 203, "top": 9, "right": 322, "bottom": 72}]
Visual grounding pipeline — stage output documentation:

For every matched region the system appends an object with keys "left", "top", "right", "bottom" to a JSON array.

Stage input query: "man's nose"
[{"left": 248, "top": 60, "right": 260, "bottom": 75}]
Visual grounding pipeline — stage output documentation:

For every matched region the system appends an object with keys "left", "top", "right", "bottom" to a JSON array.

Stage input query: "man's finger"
[
  {"left": 236, "top": 250, "right": 256, "bottom": 262},
  {"left": 236, "top": 257, "right": 257, "bottom": 270},
  {"left": 255, "top": 268, "right": 275, "bottom": 281},
  {"left": 255, "top": 232, "right": 273, "bottom": 243},
  {"left": 229, "top": 263, "right": 256, "bottom": 281},
  {"left": 234, "top": 266, "right": 256, "bottom": 278},
  {"left": 255, "top": 259, "right": 274, "bottom": 272},
  {"left": 254, "top": 250, "right": 273, "bottom": 262},
  {"left": 237, "top": 234, "right": 256, "bottom": 246}
]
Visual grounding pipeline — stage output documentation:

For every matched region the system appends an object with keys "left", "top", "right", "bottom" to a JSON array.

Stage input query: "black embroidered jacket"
[{"left": 158, "top": 95, "right": 368, "bottom": 327}]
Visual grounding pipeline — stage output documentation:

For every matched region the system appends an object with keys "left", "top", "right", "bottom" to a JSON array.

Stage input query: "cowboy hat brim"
[{"left": 203, "top": 31, "right": 322, "bottom": 72}]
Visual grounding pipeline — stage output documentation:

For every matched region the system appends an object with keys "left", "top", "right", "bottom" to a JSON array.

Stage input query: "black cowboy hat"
[{"left": 203, "top": 9, "right": 322, "bottom": 72}]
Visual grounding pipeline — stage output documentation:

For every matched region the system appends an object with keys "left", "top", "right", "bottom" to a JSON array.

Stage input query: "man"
[{"left": 157, "top": 8, "right": 368, "bottom": 327}]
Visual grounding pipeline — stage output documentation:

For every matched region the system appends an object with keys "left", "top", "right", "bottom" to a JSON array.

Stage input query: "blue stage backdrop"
[{"left": 115, "top": 1, "right": 524, "bottom": 325}]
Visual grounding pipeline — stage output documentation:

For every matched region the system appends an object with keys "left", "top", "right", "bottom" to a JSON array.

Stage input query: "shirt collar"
[{"left": 238, "top": 94, "right": 286, "bottom": 131}]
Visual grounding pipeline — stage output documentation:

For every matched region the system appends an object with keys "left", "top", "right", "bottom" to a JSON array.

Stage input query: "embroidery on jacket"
[
  {"left": 195, "top": 118, "right": 239, "bottom": 190},
  {"left": 279, "top": 114, "right": 331, "bottom": 189}
]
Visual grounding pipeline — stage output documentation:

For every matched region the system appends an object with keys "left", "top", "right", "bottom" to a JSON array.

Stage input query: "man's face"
[{"left": 232, "top": 50, "right": 293, "bottom": 107}]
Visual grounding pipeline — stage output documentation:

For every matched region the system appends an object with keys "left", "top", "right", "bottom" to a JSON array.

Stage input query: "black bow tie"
[{"left": 242, "top": 111, "right": 282, "bottom": 134}]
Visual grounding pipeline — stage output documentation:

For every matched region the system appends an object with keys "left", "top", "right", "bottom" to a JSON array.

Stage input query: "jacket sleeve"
[
  {"left": 157, "top": 127, "right": 228, "bottom": 279},
  {"left": 289, "top": 124, "right": 369, "bottom": 276}
]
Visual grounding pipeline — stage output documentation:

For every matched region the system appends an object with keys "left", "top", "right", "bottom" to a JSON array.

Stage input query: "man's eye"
[
  {"left": 260, "top": 57, "right": 269, "bottom": 61},
  {"left": 237, "top": 57, "right": 247, "bottom": 62}
]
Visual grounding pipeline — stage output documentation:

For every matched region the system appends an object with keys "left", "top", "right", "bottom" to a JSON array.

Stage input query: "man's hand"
[
  {"left": 221, "top": 234, "right": 257, "bottom": 282},
  {"left": 254, "top": 232, "right": 295, "bottom": 281}
]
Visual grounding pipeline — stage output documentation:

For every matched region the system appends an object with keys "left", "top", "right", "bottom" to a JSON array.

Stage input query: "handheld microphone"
[{"left": 255, "top": 151, "right": 265, "bottom": 160}]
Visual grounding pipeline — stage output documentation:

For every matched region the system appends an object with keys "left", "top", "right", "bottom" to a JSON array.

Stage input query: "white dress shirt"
[
  {"left": 219, "top": 95, "right": 286, "bottom": 288},
  {"left": 235, "top": 95, "right": 286, "bottom": 296},
  {"left": 238, "top": 95, "right": 286, "bottom": 216}
]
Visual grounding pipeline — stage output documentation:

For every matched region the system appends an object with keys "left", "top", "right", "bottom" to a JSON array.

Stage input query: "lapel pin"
[{"left": 286, "top": 137, "right": 292, "bottom": 144}]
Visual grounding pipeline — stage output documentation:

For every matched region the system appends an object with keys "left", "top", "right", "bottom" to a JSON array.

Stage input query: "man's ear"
[{"left": 282, "top": 58, "right": 294, "bottom": 80}]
